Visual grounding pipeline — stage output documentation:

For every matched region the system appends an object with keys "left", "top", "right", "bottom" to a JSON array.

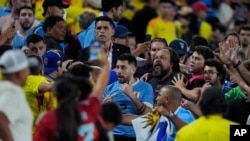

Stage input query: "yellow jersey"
[
  {"left": 175, "top": 115, "right": 238, "bottom": 141},
  {"left": 23, "top": 75, "right": 56, "bottom": 132},
  {"left": 147, "top": 17, "right": 177, "bottom": 44}
]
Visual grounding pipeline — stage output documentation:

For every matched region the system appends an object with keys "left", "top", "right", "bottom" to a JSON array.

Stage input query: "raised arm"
[
  {"left": 172, "top": 74, "right": 201, "bottom": 101},
  {"left": 92, "top": 54, "right": 110, "bottom": 97},
  {"left": 0, "top": 112, "right": 14, "bottom": 141}
]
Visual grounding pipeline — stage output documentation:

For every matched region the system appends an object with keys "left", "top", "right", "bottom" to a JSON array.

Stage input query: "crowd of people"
[{"left": 0, "top": 0, "right": 250, "bottom": 141}]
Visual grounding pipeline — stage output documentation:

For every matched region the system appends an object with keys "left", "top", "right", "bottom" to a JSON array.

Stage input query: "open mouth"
[{"left": 154, "top": 65, "right": 162, "bottom": 70}]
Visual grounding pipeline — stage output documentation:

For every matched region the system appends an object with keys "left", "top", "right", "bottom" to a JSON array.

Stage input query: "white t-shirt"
[{"left": 0, "top": 81, "right": 33, "bottom": 141}]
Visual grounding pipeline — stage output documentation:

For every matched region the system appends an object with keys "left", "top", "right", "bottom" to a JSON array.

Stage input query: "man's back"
[
  {"left": 78, "top": 21, "right": 96, "bottom": 48},
  {"left": 0, "top": 80, "right": 33, "bottom": 141},
  {"left": 176, "top": 115, "right": 237, "bottom": 141}
]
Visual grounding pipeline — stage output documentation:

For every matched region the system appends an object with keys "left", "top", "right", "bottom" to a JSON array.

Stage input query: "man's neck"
[
  {"left": 19, "top": 28, "right": 28, "bottom": 37},
  {"left": 165, "top": 102, "right": 180, "bottom": 113},
  {"left": 102, "top": 40, "right": 112, "bottom": 52},
  {"left": 161, "top": 15, "right": 173, "bottom": 21},
  {"left": 129, "top": 77, "right": 136, "bottom": 85},
  {"left": 214, "top": 82, "right": 222, "bottom": 89}
]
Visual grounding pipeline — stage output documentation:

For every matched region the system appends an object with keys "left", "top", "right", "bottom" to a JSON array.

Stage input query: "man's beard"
[
  {"left": 152, "top": 65, "right": 170, "bottom": 79},
  {"left": 242, "top": 41, "right": 249, "bottom": 48},
  {"left": 21, "top": 22, "right": 32, "bottom": 31},
  {"left": 113, "top": 15, "right": 121, "bottom": 22},
  {"left": 118, "top": 75, "right": 130, "bottom": 84}
]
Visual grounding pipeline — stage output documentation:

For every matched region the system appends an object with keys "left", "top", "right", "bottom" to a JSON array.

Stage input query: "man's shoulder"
[
  {"left": 0, "top": 81, "right": 23, "bottom": 95},
  {"left": 27, "top": 75, "right": 49, "bottom": 82},
  {"left": 113, "top": 43, "right": 129, "bottom": 49},
  {"left": 113, "top": 43, "right": 130, "bottom": 52},
  {"left": 0, "top": 80, "right": 18, "bottom": 88},
  {"left": 29, "top": 21, "right": 44, "bottom": 35},
  {"left": 137, "top": 79, "right": 152, "bottom": 87},
  {"left": 106, "top": 81, "right": 120, "bottom": 89}
]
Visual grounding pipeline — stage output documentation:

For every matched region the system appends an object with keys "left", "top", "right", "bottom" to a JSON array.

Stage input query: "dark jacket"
[
  {"left": 44, "top": 36, "right": 63, "bottom": 52},
  {"left": 78, "top": 43, "right": 131, "bottom": 69}
]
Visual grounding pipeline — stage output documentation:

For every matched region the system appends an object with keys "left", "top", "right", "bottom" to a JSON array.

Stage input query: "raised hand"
[{"left": 172, "top": 74, "right": 186, "bottom": 88}]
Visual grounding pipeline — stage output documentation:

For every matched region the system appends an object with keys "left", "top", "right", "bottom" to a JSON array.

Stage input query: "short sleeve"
[
  {"left": 0, "top": 85, "right": 27, "bottom": 123},
  {"left": 141, "top": 84, "right": 154, "bottom": 108}
]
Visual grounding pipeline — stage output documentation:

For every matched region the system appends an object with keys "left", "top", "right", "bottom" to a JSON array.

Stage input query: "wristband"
[
  {"left": 167, "top": 111, "right": 175, "bottom": 118},
  {"left": 137, "top": 103, "right": 146, "bottom": 114}
]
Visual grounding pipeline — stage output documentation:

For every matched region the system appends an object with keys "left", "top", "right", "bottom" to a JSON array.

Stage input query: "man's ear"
[
  {"left": 46, "top": 26, "right": 53, "bottom": 34},
  {"left": 132, "top": 65, "right": 137, "bottom": 74},
  {"left": 111, "top": 7, "right": 116, "bottom": 15},
  {"left": 47, "top": 7, "right": 54, "bottom": 15},
  {"left": 111, "top": 28, "right": 115, "bottom": 36}
]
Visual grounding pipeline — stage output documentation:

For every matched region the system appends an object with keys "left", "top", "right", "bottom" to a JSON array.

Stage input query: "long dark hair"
[{"left": 54, "top": 73, "right": 92, "bottom": 141}]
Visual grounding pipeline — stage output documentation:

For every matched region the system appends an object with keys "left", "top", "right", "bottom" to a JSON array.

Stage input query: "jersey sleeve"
[
  {"left": 141, "top": 84, "right": 154, "bottom": 107},
  {"left": 25, "top": 76, "right": 50, "bottom": 96}
]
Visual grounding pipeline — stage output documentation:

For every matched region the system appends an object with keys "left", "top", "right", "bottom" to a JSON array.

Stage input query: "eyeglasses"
[{"left": 203, "top": 71, "right": 219, "bottom": 75}]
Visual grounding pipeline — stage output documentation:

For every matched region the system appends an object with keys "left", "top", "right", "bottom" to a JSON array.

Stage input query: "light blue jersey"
[
  {"left": 168, "top": 106, "right": 195, "bottom": 141},
  {"left": 77, "top": 21, "right": 96, "bottom": 48},
  {"left": 103, "top": 79, "right": 154, "bottom": 137},
  {"left": 11, "top": 31, "right": 27, "bottom": 49},
  {"left": 29, "top": 21, "right": 45, "bottom": 36}
]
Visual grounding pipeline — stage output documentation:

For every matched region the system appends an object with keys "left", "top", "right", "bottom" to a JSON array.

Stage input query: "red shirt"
[{"left": 34, "top": 95, "right": 101, "bottom": 141}]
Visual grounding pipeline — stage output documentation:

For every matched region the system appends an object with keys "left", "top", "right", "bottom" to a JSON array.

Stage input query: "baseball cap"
[
  {"left": 114, "top": 25, "right": 132, "bottom": 38},
  {"left": 192, "top": 1, "right": 211, "bottom": 12},
  {"left": 0, "top": 50, "right": 29, "bottom": 74},
  {"left": 169, "top": 39, "right": 189, "bottom": 56},
  {"left": 43, "top": 0, "right": 69, "bottom": 10},
  {"left": 42, "top": 50, "right": 64, "bottom": 74}
]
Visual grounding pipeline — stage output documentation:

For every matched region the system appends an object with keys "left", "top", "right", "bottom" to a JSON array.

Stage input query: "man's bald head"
[{"left": 161, "top": 85, "right": 183, "bottom": 101}]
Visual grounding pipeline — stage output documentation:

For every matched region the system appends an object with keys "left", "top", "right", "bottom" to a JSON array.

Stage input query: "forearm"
[
  {"left": 131, "top": 48, "right": 142, "bottom": 57},
  {"left": 128, "top": 93, "right": 152, "bottom": 115},
  {"left": 167, "top": 115, "right": 187, "bottom": 130},
  {"left": 188, "top": 103, "right": 202, "bottom": 118},
  {"left": 38, "top": 83, "right": 53, "bottom": 93},
  {"left": 93, "top": 62, "right": 110, "bottom": 96},
  {"left": 228, "top": 64, "right": 247, "bottom": 88},
  {"left": 178, "top": 87, "right": 200, "bottom": 102},
  {"left": 0, "top": 112, "right": 14, "bottom": 141},
  {"left": 121, "top": 114, "right": 139, "bottom": 125}
]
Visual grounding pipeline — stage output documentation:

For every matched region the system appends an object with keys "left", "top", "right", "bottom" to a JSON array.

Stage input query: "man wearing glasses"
[{"left": 201, "top": 58, "right": 227, "bottom": 95}]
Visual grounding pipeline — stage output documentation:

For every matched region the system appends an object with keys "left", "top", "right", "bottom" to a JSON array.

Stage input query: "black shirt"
[
  {"left": 148, "top": 71, "right": 180, "bottom": 104},
  {"left": 224, "top": 98, "right": 250, "bottom": 125}
]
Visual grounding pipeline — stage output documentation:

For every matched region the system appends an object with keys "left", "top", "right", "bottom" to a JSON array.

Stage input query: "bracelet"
[
  {"left": 167, "top": 111, "right": 175, "bottom": 118},
  {"left": 137, "top": 103, "right": 146, "bottom": 114}
]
